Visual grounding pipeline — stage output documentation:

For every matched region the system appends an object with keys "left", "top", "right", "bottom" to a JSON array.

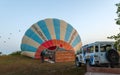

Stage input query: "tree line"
[{"left": 108, "top": 2, "right": 120, "bottom": 51}]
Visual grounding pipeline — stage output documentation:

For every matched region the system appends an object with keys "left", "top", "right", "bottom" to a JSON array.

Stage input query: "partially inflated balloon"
[{"left": 21, "top": 18, "right": 82, "bottom": 59}]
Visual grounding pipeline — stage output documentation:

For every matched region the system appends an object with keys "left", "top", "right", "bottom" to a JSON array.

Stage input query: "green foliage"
[
  {"left": 116, "top": 3, "right": 120, "bottom": 25},
  {"left": 107, "top": 33, "right": 120, "bottom": 40},
  {"left": 107, "top": 34, "right": 120, "bottom": 51},
  {"left": 9, "top": 51, "right": 21, "bottom": 56},
  {"left": 115, "top": 2, "right": 120, "bottom": 50},
  {"left": 107, "top": 2, "right": 120, "bottom": 51}
]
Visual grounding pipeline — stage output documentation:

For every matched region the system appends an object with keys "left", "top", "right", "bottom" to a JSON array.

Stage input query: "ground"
[{"left": 0, "top": 55, "right": 86, "bottom": 75}]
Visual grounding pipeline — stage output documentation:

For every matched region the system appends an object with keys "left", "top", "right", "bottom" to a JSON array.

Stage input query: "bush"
[
  {"left": 0, "top": 52, "right": 2, "bottom": 55},
  {"left": 9, "top": 51, "right": 21, "bottom": 56}
]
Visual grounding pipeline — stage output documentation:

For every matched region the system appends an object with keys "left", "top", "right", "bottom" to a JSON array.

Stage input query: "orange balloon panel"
[{"left": 35, "top": 40, "right": 74, "bottom": 59}]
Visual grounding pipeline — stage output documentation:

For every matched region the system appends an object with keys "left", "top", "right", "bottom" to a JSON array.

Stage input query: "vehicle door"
[
  {"left": 99, "top": 44, "right": 108, "bottom": 63},
  {"left": 94, "top": 45, "right": 100, "bottom": 62}
]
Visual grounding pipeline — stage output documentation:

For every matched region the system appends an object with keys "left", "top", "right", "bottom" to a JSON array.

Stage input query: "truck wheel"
[
  {"left": 75, "top": 58, "right": 81, "bottom": 67},
  {"left": 106, "top": 49, "right": 119, "bottom": 64}
]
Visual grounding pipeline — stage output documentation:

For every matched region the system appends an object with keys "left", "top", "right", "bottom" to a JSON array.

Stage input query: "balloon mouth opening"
[
  {"left": 47, "top": 44, "right": 63, "bottom": 50},
  {"left": 47, "top": 46, "right": 57, "bottom": 50}
]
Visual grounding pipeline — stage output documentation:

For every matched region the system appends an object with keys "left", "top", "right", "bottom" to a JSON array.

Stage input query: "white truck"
[{"left": 75, "top": 41, "right": 119, "bottom": 67}]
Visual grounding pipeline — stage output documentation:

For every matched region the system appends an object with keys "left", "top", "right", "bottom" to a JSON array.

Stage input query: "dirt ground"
[
  {"left": 0, "top": 55, "right": 86, "bottom": 75},
  {"left": 85, "top": 72, "right": 120, "bottom": 75}
]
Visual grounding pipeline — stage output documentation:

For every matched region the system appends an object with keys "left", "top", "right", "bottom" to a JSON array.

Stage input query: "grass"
[{"left": 0, "top": 55, "right": 86, "bottom": 75}]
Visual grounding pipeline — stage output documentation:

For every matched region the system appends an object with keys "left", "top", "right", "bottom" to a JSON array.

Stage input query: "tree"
[
  {"left": 0, "top": 52, "right": 2, "bottom": 56},
  {"left": 116, "top": 3, "right": 120, "bottom": 25},
  {"left": 108, "top": 3, "right": 120, "bottom": 51},
  {"left": 107, "top": 33, "right": 120, "bottom": 50}
]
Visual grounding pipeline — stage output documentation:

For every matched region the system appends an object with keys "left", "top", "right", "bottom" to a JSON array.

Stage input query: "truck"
[{"left": 75, "top": 41, "right": 119, "bottom": 67}]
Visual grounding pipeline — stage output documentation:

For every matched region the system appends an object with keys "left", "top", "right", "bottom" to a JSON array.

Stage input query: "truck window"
[
  {"left": 100, "top": 44, "right": 112, "bottom": 52},
  {"left": 100, "top": 46, "right": 106, "bottom": 52},
  {"left": 83, "top": 48, "right": 87, "bottom": 53},
  {"left": 87, "top": 46, "right": 94, "bottom": 53},
  {"left": 79, "top": 49, "right": 82, "bottom": 54},
  {"left": 87, "top": 47, "right": 90, "bottom": 53},
  {"left": 95, "top": 46, "right": 98, "bottom": 52},
  {"left": 106, "top": 45, "right": 112, "bottom": 51},
  {"left": 90, "top": 46, "right": 94, "bottom": 53}
]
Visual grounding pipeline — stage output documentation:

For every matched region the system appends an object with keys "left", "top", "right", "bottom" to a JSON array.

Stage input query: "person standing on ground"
[{"left": 40, "top": 50, "right": 46, "bottom": 63}]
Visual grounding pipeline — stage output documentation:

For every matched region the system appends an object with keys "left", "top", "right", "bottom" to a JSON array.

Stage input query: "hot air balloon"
[{"left": 21, "top": 18, "right": 82, "bottom": 59}]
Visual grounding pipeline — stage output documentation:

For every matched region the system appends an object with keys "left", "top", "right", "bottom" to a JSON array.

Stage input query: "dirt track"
[
  {"left": 85, "top": 64, "right": 120, "bottom": 75},
  {"left": 85, "top": 72, "right": 120, "bottom": 75}
]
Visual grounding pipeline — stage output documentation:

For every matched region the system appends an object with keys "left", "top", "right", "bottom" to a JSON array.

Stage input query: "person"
[{"left": 40, "top": 50, "right": 46, "bottom": 63}]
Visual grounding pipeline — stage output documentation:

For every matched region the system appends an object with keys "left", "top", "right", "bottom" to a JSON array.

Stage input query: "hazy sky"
[{"left": 0, "top": 0, "right": 120, "bottom": 54}]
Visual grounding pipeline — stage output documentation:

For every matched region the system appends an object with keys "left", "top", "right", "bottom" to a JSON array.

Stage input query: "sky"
[{"left": 0, "top": 0, "right": 120, "bottom": 54}]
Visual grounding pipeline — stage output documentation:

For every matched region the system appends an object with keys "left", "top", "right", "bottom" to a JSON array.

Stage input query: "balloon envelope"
[{"left": 21, "top": 18, "right": 82, "bottom": 59}]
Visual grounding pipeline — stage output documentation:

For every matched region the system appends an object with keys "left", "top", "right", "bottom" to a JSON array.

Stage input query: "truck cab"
[{"left": 75, "top": 41, "right": 119, "bottom": 67}]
